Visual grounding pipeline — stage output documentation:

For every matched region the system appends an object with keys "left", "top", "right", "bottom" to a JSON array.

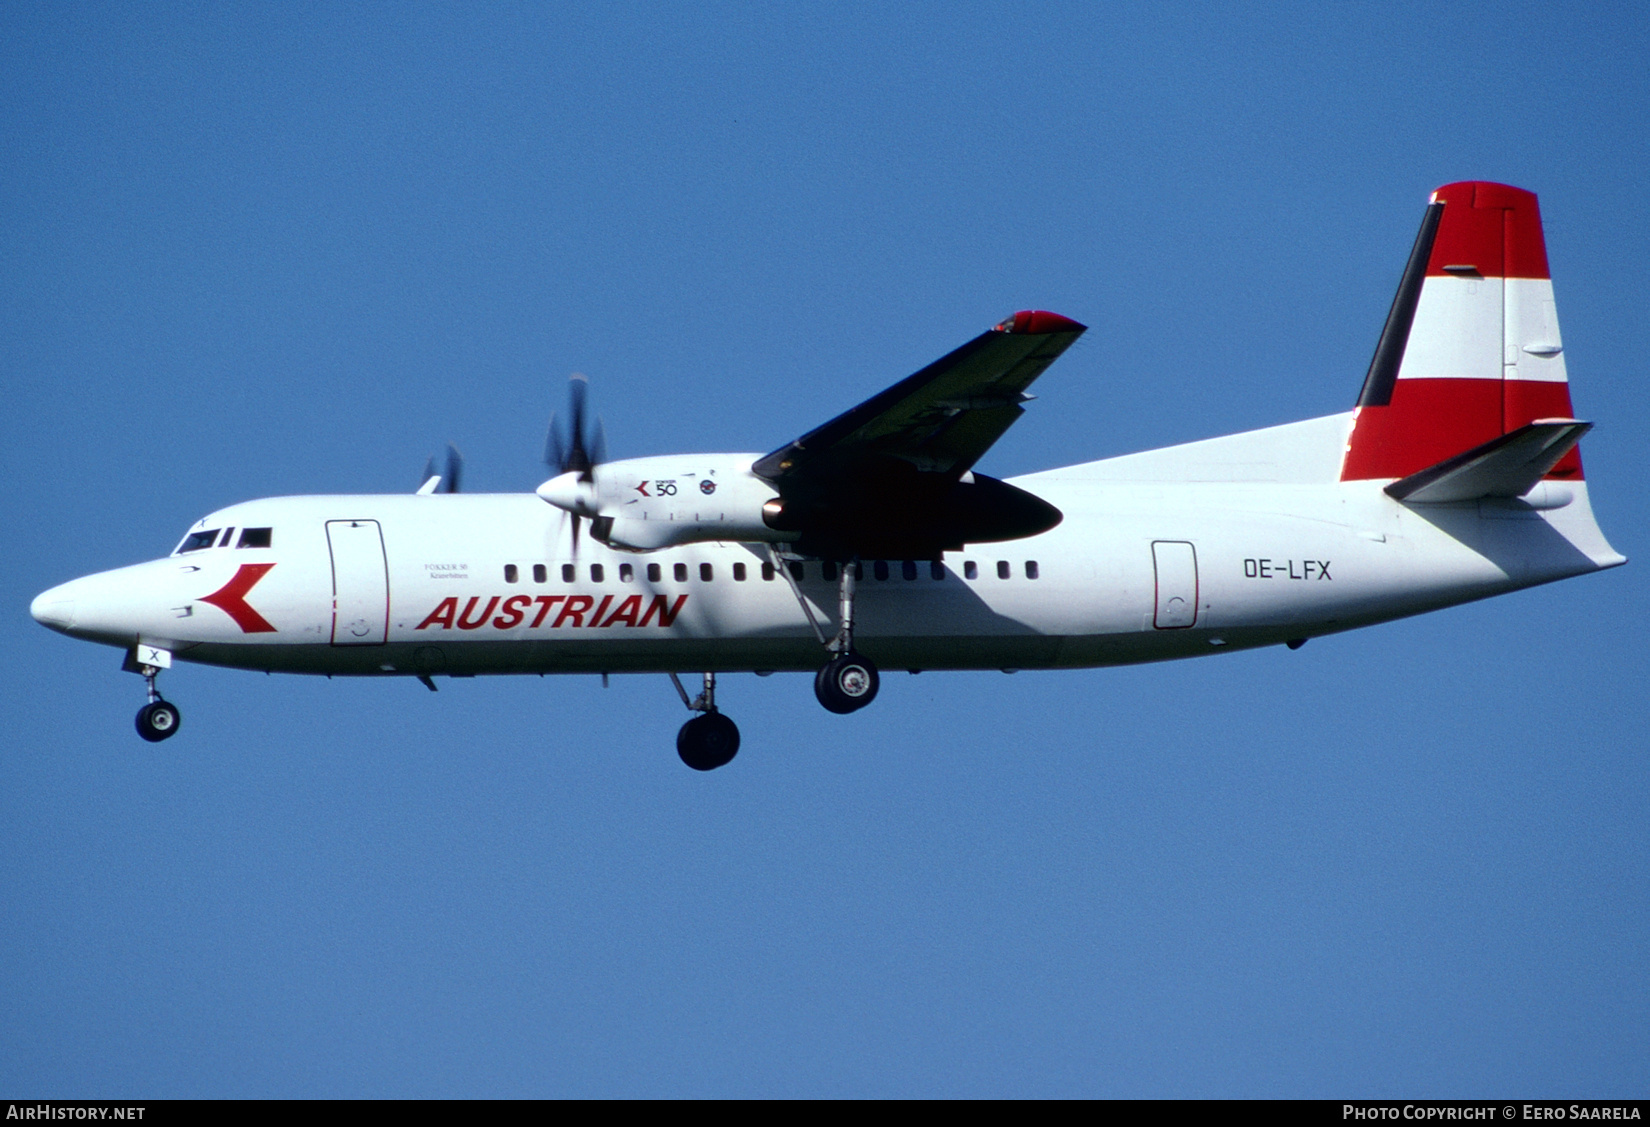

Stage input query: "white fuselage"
[{"left": 31, "top": 412, "right": 1624, "bottom": 680}]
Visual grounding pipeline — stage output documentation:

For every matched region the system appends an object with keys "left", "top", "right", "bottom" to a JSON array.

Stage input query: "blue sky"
[{"left": 4, "top": 1, "right": 1646, "bottom": 1096}]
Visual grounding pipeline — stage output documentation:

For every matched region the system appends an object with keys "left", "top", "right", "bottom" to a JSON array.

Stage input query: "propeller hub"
[{"left": 537, "top": 471, "right": 599, "bottom": 517}]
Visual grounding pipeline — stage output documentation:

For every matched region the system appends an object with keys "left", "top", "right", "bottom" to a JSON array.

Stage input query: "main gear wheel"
[{"left": 814, "top": 651, "right": 880, "bottom": 714}]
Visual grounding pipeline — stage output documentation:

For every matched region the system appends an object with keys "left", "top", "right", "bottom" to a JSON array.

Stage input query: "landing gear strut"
[
  {"left": 669, "top": 671, "right": 739, "bottom": 771},
  {"left": 814, "top": 559, "right": 879, "bottom": 714},
  {"left": 133, "top": 662, "right": 181, "bottom": 743}
]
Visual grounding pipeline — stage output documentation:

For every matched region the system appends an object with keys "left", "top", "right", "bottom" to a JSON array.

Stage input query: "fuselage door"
[
  {"left": 326, "top": 520, "right": 389, "bottom": 645},
  {"left": 1152, "top": 540, "right": 1198, "bottom": 629}
]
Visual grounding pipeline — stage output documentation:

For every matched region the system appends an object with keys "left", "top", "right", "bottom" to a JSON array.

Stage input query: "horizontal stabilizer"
[{"left": 1385, "top": 420, "right": 1591, "bottom": 503}]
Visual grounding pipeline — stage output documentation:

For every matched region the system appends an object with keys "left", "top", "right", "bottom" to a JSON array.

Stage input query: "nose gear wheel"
[
  {"left": 132, "top": 659, "right": 181, "bottom": 742},
  {"left": 135, "top": 699, "right": 180, "bottom": 742}
]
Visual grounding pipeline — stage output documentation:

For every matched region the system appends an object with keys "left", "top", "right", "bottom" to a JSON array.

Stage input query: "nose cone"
[
  {"left": 31, "top": 564, "right": 159, "bottom": 646},
  {"left": 31, "top": 583, "right": 77, "bottom": 633},
  {"left": 537, "top": 471, "right": 598, "bottom": 517}
]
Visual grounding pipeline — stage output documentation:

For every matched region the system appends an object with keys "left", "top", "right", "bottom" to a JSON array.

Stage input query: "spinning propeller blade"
[
  {"left": 443, "top": 443, "right": 463, "bottom": 494},
  {"left": 543, "top": 374, "right": 609, "bottom": 554}
]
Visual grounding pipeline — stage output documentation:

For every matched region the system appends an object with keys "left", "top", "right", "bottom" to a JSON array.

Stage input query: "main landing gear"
[
  {"left": 771, "top": 550, "right": 882, "bottom": 714},
  {"left": 130, "top": 652, "right": 181, "bottom": 743},
  {"left": 814, "top": 558, "right": 879, "bottom": 715},
  {"left": 670, "top": 672, "right": 740, "bottom": 771}
]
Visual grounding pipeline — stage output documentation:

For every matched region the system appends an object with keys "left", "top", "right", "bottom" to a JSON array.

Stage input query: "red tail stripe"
[
  {"left": 1425, "top": 181, "right": 1550, "bottom": 279},
  {"left": 1342, "top": 378, "right": 1580, "bottom": 481}
]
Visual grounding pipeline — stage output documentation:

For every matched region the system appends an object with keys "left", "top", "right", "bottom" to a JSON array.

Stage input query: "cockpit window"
[
  {"left": 237, "top": 527, "right": 273, "bottom": 548},
  {"left": 177, "top": 529, "right": 220, "bottom": 554}
]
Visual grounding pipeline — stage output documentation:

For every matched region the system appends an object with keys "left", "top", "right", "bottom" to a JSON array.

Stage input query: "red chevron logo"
[{"left": 200, "top": 563, "right": 278, "bottom": 633}]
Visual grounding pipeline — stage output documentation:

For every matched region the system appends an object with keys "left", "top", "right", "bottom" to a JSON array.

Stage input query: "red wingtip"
[
  {"left": 997, "top": 310, "right": 1087, "bottom": 335},
  {"left": 1426, "top": 181, "right": 1549, "bottom": 279}
]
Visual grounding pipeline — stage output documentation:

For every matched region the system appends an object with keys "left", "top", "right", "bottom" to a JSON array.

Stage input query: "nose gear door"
[{"left": 326, "top": 520, "right": 389, "bottom": 645}]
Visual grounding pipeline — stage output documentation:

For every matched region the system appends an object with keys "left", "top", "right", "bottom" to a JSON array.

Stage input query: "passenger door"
[
  {"left": 326, "top": 520, "right": 389, "bottom": 645},
  {"left": 1152, "top": 540, "right": 1198, "bottom": 629}
]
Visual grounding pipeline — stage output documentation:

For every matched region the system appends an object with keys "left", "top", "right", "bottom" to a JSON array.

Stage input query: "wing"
[
  {"left": 753, "top": 310, "right": 1085, "bottom": 483},
  {"left": 753, "top": 310, "right": 1086, "bottom": 561}
]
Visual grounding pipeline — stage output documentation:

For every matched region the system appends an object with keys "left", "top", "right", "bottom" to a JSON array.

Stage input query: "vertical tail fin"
[{"left": 1341, "top": 182, "right": 1582, "bottom": 482}]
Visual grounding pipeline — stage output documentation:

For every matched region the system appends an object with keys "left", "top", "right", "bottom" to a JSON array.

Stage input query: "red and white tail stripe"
[{"left": 1341, "top": 181, "right": 1581, "bottom": 483}]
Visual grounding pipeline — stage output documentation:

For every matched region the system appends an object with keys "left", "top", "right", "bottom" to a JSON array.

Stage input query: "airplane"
[{"left": 30, "top": 181, "right": 1625, "bottom": 770}]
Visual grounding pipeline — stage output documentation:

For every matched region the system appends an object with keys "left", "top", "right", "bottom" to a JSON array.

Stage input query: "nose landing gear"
[
  {"left": 669, "top": 672, "right": 739, "bottom": 771},
  {"left": 136, "top": 698, "right": 181, "bottom": 742},
  {"left": 125, "top": 644, "right": 181, "bottom": 742}
]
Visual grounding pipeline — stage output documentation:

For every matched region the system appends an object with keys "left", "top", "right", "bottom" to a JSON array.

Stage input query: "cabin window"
[
  {"left": 761, "top": 562, "right": 775, "bottom": 581},
  {"left": 733, "top": 562, "right": 747, "bottom": 581},
  {"left": 1025, "top": 561, "right": 1039, "bottom": 579},
  {"left": 874, "top": 560, "right": 889, "bottom": 581},
  {"left": 902, "top": 560, "right": 917, "bottom": 580},
  {"left": 177, "top": 530, "right": 220, "bottom": 554},
  {"left": 997, "top": 560, "right": 1011, "bottom": 579},
  {"left": 562, "top": 564, "right": 576, "bottom": 583},
  {"left": 648, "top": 563, "right": 662, "bottom": 583},
  {"left": 533, "top": 564, "right": 547, "bottom": 584},
  {"left": 699, "top": 563, "right": 713, "bottom": 582},
  {"left": 620, "top": 563, "right": 634, "bottom": 582},
  {"left": 590, "top": 564, "right": 604, "bottom": 582},
  {"left": 674, "top": 563, "right": 688, "bottom": 582},
  {"left": 504, "top": 564, "right": 518, "bottom": 584},
  {"left": 788, "top": 562, "right": 805, "bottom": 581},
  {"left": 963, "top": 560, "right": 978, "bottom": 580},
  {"left": 853, "top": 561, "right": 864, "bottom": 580},
  {"left": 930, "top": 561, "right": 945, "bottom": 580},
  {"left": 237, "top": 527, "right": 273, "bottom": 549}
]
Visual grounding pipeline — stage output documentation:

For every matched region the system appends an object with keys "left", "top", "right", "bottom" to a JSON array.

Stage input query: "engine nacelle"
[{"left": 537, "top": 453, "right": 798, "bottom": 551}]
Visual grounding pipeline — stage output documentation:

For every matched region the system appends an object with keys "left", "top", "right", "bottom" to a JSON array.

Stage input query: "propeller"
[
  {"left": 418, "top": 443, "right": 463, "bottom": 494},
  {"left": 542, "top": 374, "right": 607, "bottom": 553}
]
